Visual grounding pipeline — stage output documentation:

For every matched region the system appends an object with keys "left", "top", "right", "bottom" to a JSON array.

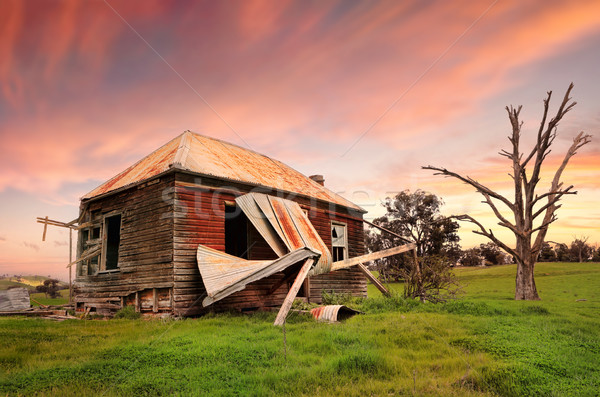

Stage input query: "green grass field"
[
  {"left": 0, "top": 263, "right": 598, "bottom": 396},
  {"left": 29, "top": 289, "right": 70, "bottom": 307}
]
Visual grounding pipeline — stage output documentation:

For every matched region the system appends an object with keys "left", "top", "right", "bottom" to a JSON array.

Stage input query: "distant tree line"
[
  {"left": 537, "top": 237, "right": 599, "bottom": 263},
  {"left": 366, "top": 191, "right": 599, "bottom": 280},
  {"left": 414, "top": 236, "right": 599, "bottom": 267}
]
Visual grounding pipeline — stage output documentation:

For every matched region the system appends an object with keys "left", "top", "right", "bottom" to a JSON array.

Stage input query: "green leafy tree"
[
  {"left": 591, "top": 245, "right": 600, "bottom": 262},
  {"left": 569, "top": 237, "right": 592, "bottom": 263},
  {"left": 479, "top": 242, "right": 506, "bottom": 265},
  {"left": 554, "top": 243, "right": 570, "bottom": 262},
  {"left": 538, "top": 242, "right": 557, "bottom": 262},
  {"left": 365, "top": 190, "right": 460, "bottom": 281},
  {"left": 461, "top": 247, "right": 483, "bottom": 267},
  {"left": 35, "top": 279, "right": 61, "bottom": 299}
]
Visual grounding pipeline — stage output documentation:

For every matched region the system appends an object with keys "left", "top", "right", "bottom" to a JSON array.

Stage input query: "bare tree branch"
[
  {"left": 533, "top": 131, "right": 592, "bottom": 249},
  {"left": 480, "top": 193, "right": 520, "bottom": 235},
  {"left": 422, "top": 166, "right": 514, "bottom": 210},
  {"left": 531, "top": 187, "right": 576, "bottom": 220},
  {"left": 423, "top": 83, "right": 592, "bottom": 301},
  {"left": 453, "top": 215, "right": 520, "bottom": 261}
]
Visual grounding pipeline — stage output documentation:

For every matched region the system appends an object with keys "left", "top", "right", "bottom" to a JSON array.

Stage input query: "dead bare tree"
[{"left": 423, "top": 83, "right": 592, "bottom": 300}]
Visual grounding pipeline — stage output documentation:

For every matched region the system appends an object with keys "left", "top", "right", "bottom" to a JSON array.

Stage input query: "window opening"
[
  {"left": 225, "top": 204, "right": 248, "bottom": 259},
  {"left": 331, "top": 222, "right": 347, "bottom": 262},
  {"left": 104, "top": 214, "right": 121, "bottom": 270}
]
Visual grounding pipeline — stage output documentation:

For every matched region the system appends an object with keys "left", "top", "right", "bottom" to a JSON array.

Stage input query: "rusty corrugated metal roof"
[
  {"left": 236, "top": 193, "right": 332, "bottom": 275},
  {"left": 82, "top": 131, "right": 365, "bottom": 212}
]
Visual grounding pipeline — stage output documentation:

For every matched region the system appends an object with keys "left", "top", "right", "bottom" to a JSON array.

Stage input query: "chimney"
[{"left": 309, "top": 174, "right": 325, "bottom": 186}]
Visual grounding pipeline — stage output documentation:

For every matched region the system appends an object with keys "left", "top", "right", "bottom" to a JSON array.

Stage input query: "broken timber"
[
  {"left": 356, "top": 262, "right": 390, "bottom": 297},
  {"left": 274, "top": 257, "right": 315, "bottom": 326},
  {"left": 330, "top": 242, "right": 416, "bottom": 271},
  {"left": 66, "top": 245, "right": 101, "bottom": 268},
  {"left": 37, "top": 216, "right": 78, "bottom": 302}
]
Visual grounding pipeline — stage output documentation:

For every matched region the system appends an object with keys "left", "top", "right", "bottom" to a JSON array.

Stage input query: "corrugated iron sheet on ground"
[
  {"left": 0, "top": 288, "right": 30, "bottom": 312},
  {"left": 310, "top": 305, "right": 362, "bottom": 322},
  {"left": 83, "top": 131, "right": 365, "bottom": 213}
]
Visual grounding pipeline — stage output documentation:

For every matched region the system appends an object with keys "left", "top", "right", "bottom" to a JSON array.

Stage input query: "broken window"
[
  {"left": 76, "top": 211, "right": 103, "bottom": 276},
  {"left": 88, "top": 255, "right": 98, "bottom": 275},
  {"left": 331, "top": 222, "right": 347, "bottom": 262},
  {"left": 103, "top": 214, "right": 121, "bottom": 270},
  {"left": 224, "top": 204, "right": 248, "bottom": 259},
  {"left": 78, "top": 229, "right": 90, "bottom": 276}
]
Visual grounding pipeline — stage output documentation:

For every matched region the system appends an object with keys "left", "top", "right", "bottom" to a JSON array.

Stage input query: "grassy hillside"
[
  {"left": 0, "top": 280, "right": 32, "bottom": 291},
  {"left": 0, "top": 262, "right": 598, "bottom": 396}
]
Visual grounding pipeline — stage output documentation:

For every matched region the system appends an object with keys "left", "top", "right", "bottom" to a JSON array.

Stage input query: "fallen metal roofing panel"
[
  {"left": 83, "top": 131, "right": 364, "bottom": 213},
  {"left": 197, "top": 244, "right": 320, "bottom": 307},
  {"left": 235, "top": 194, "right": 287, "bottom": 257},
  {"left": 235, "top": 193, "right": 332, "bottom": 275}
]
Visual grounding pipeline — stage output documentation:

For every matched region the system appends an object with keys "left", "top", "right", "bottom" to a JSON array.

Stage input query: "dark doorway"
[
  {"left": 225, "top": 205, "right": 248, "bottom": 259},
  {"left": 105, "top": 214, "right": 121, "bottom": 270}
]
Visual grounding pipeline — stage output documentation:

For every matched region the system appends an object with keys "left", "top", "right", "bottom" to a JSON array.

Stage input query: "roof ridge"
[
  {"left": 172, "top": 131, "right": 193, "bottom": 169},
  {"left": 185, "top": 130, "right": 275, "bottom": 162}
]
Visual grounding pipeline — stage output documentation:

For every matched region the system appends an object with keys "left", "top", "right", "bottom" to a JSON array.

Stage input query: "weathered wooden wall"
[
  {"left": 75, "top": 170, "right": 367, "bottom": 316},
  {"left": 172, "top": 172, "right": 366, "bottom": 315},
  {"left": 74, "top": 174, "right": 175, "bottom": 315}
]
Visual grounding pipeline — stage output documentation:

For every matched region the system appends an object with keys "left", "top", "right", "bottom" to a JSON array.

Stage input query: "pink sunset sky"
[{"left": 1, "top": 0, "right": 599, "bottom": 280}]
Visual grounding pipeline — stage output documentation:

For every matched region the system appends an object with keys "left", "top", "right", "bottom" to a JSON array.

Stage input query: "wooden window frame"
[
  {"left": 99, "top": 211, "right": 122, "bottom": 273},
  {"left": 331, "top": 221, "right": 348, "bottom": 262}
]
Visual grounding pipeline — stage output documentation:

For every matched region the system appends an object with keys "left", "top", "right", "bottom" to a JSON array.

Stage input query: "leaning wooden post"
[
  {"left": 412, "top": 248, "right": 421, "bottom": 299},
  {"left": 42, "top": 216, "right": 48, "bottom": 242},
  {"left": 69, "top": 228, "right": 73, "bottom": 303},
  {"left": 274, "top": 257, "right": 315, "bottom": 326},
  {"left": 356, "top": 262, "right": 390, "bottom": 297}
]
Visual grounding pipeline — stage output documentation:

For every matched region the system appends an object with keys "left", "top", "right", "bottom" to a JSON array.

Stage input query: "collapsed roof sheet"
[
  {"left": 235, "top": 193, "right": 332, "bottom": 275},
  {"left": 197, "top": 244, "right": 319, "bottom": 307}
]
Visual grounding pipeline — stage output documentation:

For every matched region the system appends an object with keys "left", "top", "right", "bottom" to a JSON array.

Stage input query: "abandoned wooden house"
[{"left": 73, "top": 131, "right": 413, "bottom": 319}]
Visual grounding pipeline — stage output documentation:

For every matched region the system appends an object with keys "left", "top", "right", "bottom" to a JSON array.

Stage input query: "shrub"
[
  {"left": 321, "top": 290, "right": 354, "bottom": 305},
  {"left": 113, "top": 306, "right": 141, "bottom": 320},
  {"left": 402, "top": 255, "right": 462, "bottom": 303}
]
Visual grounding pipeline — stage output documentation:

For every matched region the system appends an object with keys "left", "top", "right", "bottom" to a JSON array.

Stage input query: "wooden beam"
[
  {"left": 274, "top": 257, "right": 314, "bottom": 326},
  {"left": 42, "top": 216, "right": 48, "bottom": 241},
  {"left": 36, "top": 217, "right": 78, "bottom": 230},
  {"left": 357, "top": 263, "right": 390, "bottom": 297},
  {"left": 153, "top": 288, "right": 158, "bottom": 313},
  {"left": 68, "top": 229, "right": 72, "bottom": 303},
  {"left": 330, "top": 243, "right": 416, "bottom": 271},
  {"left": 304, "top": 276, "right": 311, "bottom": 303},
  {"left": 363, "top": 219, "right": 412, "bottom": 244},
  {"left": 66, "top": 245, "right": 101, "bottom": 268}
]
